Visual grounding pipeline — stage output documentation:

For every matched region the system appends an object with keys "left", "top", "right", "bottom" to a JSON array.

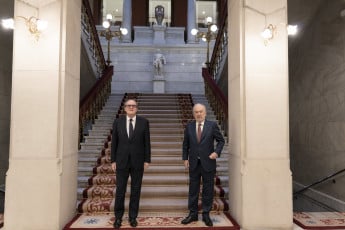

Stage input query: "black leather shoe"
[
  {"left": 129, "top": 218, "right": 138, "bottom": 227},
  {"left": 202, "top": 215, "right": 213, "bottom": 227},
  {"left": 113, "top": 218, "right": 122, "bottom": 229},
  {"left": 181, "top": 214, "right": 198, "bottom": 224}
]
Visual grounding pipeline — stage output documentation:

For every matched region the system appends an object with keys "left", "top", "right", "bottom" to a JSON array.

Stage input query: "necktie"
[
  {"left": 197, "top": 123, "right": 202, "bottom": 143},
  {"left": 129, "top": 118, "right": 134, "bottom": 138}
]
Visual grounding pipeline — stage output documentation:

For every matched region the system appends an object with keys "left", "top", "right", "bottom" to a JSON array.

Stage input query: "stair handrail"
[
  {"left": 293, "top": 168, "right": 345, "bottom": 197},
  {"left": 200, "top": 0, "right": 228, "bottom": 137},
  {"left": 202, "top": 67, "right": 228, "bottom": 137},
  {"left": 81, "top": 0, "right": 106, "bottom": 74},
  {"left": 78, "top": 0, "right": 112, "bottom": 148},
  {"left": 79, "top": 65, "right": 113, "bottom": 148},
  {"left": 209, "top": 0, "right": 228, "bottom": 81}
]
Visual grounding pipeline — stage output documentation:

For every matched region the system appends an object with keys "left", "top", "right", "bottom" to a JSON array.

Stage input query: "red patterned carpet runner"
[
  {"left": 293, "top": 212, "right": 345, "bottom": 229},
  {"left": 64, "top": 93, "right": 239, "bottom": 229}
]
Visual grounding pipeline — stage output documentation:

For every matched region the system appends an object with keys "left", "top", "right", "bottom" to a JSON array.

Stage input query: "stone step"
[
  {"left": 78, "top": 159, "right": 100, "bottom": 168},
  {"left": 149, "top": 123, "right": 183, "bottom": 128},
  {"left": 151, "top": 148, "right": 182, "bottom": 156},
  {"left": 81, "top": 173, "right": 226, "bottom": 187},
  {"left": 91, "top": 122, "right": 113, "bottom": 128},
  {"left": 78, "top": 149, "right": 103, "bottom": 158},
  {"left": 78, "top": 197, "right": 188, "bottom": 212},
  {"left": 140, "top": 110, "right": 184, "bottom": 114},
  {"left": 93, "top": 120, "right": 114, "bottom": 125},
  {"left": 150, "top": 128, "right": 184, "bottom": 135},
  {"left": 136, "top": 114, "right": 182, "bottom": 119},
  {"left": 151, "top": 143, "right": 182, "bottom": 149},
  {"left": 150, "top": 135, "right": 183, "bottom": 142},
  {"left": 79, "top": 185, "right": 227, "bottom": 200},
  {"left": 84, "top": 136, "right": 108, "bottom": 143},
  {"left": 88, "top": 130, "right": 111, "bottom": 136},
  {"left": 79, "top": 143, "right": 104, "bottom": 151},
  {"left": 77, "top": 181, "right": 229, "bottom": 200},
  {"left": 79, "top": 196, "right": 229, "bottom": 213},
  {"left": 146, "top": 119, "right": 182, "bottom": 124}
]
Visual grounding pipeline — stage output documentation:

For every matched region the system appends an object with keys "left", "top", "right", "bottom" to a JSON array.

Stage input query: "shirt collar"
[
  {"left": 127, "top": 116, "right": 136, "bottom": 122},
  {"left": 197, "top": 120, "right": 204, "bottom": 125}
]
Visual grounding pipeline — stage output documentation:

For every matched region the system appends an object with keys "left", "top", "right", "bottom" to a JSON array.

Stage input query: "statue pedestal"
[
  {"left": 153, "top": 25, "right": 166, "bottom": 45},
  {"left": 153, "top": 74, "right": 165, "bottom": 93}
]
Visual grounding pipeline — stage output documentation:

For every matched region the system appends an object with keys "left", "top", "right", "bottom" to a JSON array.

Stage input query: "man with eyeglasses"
[{"left": 111, "top": 98, "right": 151, "bottom": 229}]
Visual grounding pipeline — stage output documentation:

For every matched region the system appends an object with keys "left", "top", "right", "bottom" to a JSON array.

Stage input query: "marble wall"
[
  {"left": 107, "top": 45, "right": 209, "bottom": 95},
  {"left": 289, "top": 0, "right": 345, "bottom": 208}
]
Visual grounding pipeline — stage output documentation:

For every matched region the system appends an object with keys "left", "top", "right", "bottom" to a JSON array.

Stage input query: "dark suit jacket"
[
  {"left": 182, "top": 119, "right": 225, "bottom": 172},
  {"left": 111, "top": 115, "right": 151, "bottom": 170}
]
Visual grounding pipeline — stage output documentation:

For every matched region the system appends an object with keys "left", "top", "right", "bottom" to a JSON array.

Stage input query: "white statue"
[{"left": 153, "top": 53, "right": 166, "bottom": 76}]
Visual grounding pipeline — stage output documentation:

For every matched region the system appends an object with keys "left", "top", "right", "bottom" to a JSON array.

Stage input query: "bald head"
[{"left": 193, "top": 103, "right": 206, "bottom": 122}]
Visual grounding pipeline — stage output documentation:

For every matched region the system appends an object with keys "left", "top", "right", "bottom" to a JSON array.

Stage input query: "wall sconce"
[
  {"left": 261, "top": 24, "right": 276, "bottom": 45},
  {"left": 1, "top": 16, "right": 48, "bottom": 41},
  {"left": 191, "top": 16, "right": 218, "bottom": 67},
  {"left": 100, "top": 14, "right": 128, "bottom": 66},
  {"left": 261, "top": 23, "right": 298, "bottom": 45}
]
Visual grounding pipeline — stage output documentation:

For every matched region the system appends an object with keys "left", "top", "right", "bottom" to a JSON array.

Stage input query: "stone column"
[
  {"left": 4, "top": 1, "right": 81, "bottom": 229},
  {"left": 122, "top": 0, "right": 132, "bottom": 42},
  {"left": 187, "top": 0, "right": 197, "bottom": 43},
  {"left": 228, "top": 0, "right": 293, "bottom": 229}
]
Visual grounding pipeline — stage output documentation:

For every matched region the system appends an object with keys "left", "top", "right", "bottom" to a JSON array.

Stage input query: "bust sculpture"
[{"left": 155, "top": 5, "right": 164, "bottom": 26}]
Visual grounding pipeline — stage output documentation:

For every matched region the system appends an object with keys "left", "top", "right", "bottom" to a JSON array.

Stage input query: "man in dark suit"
[
  {"left": 181, "top": 103, "right": 225, "bottom": 227},
  {"left": 111, "top": 98, "right": 151, "bottom": 229}
]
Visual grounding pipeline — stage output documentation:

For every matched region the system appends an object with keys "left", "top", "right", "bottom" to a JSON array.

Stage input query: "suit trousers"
[
  {"left": 188, "top": 159, "right": 215, "bottom": 216},
  {"left": 115, "top": 164, "right": 144, "bottom": 219}
]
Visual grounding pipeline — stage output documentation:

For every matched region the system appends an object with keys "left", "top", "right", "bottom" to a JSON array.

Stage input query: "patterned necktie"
[
  {"left": 197, "top": 123, "right": 202, "bottom": 143},
  {"left": 129, "top": 118, "right": 134, "bottom": 138}
]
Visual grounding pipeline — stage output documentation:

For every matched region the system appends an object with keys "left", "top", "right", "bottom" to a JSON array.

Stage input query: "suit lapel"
[
  {"left": 132, "top": 116, "right": 139, "bottom": 139},
  {"left": 191, "top": 121, "right": 197, "bottom": 143},
  {"left": 120, "top": 116, "right": 129, "bottom": 139}
]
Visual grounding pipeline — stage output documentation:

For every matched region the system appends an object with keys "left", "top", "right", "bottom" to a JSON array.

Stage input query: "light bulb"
[
  {"left": 287, "top": 25, "right": 298, "bottom": 35},
  {"left": 210, "top": 24, "right": 218, "bottom": 32},
  {"left": 36, "top": 19, "right": 48, "bottom": 31},
  {"left": 191, "top": 28, "right": 198, "bottom": 36},
  {"left": 261, "top": 27, "right": 273, "bottom": 39},
  {"left": 1, "top": 18, "right": 14, "bottom": 29},
  {"left": 120, "top": 28, "right": 128, "bottom": 35},
  {"left": 102, "top": 20, "right": 110, "bottom": 29},
  {"left": 106, "top": 14, "right": 112, "bottom": 20}
]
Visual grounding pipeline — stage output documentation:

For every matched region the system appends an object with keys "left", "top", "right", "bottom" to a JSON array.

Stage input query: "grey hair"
[{"left": 193, "top": 103, "right": 206, "bottom": 113}]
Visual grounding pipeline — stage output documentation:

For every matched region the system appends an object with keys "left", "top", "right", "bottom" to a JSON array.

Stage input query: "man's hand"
[
  {"left": 111, "top": 162, "right": 116, "bottom": 172},
  {"left": 184, "top": 160, "right": 189, "bottom": 169},
  {"left": 209, "top": 152, "right": 218, "bottom": 160},
  {"left": 144, "top": 162, "right": 150, "bottom": 170}
]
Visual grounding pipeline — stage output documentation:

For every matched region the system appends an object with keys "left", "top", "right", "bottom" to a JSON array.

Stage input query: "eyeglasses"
[{"left": 125, "top": 104, "right": 137, "bottom": 108}]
